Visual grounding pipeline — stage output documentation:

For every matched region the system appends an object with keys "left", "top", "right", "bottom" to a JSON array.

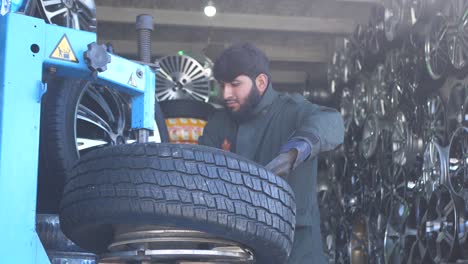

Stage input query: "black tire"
[
  {"left": 159, "top": 99, "right": 216, "bottom": 120},
  {"left": 38, "top": 77, "right": 168, "bottom": 213},
  {"left": 59, "top": 143, "right": 296, "bottom": 263},
  {"left": 38, "top": 78, "right": 89, "bottom": 213}
]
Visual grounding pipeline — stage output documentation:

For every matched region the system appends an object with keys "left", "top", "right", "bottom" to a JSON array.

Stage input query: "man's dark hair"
[{"left": 213, "top": 42, "right": 270, "bottom": 83}]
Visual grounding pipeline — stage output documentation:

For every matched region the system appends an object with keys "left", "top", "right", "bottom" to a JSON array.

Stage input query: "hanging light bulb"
[{"left": 204, "top": 1, "right": 216, "bottom": 17}]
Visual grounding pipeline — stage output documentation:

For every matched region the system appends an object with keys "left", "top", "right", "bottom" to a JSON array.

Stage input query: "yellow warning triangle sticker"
[{"left": 50, "top": 35, "right": 78, "bottom": 63}]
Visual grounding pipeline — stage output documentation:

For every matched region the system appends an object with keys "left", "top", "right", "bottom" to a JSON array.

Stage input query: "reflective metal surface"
[
  {"left": 100, "top": 225, "right": 254, "bottom": 263},
  {"left": 75, "top": 83, "right": 130, "bottom": 157},
  {"left": 37, "top": 0, "right": 96, "bottom": 32},
  {"left": 425, "top": 14, "right": 449, "bottom": 80},
  {"left": 448, "top": 126, "right": 468, "bottom": 195},
  {"left": 156, "top": 55, "right": 212, "bottom": 102}
]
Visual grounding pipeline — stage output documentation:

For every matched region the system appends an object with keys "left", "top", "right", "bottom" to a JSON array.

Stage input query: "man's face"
[{"left": 219, "top": 75, "right": 261, "bottom": 119}]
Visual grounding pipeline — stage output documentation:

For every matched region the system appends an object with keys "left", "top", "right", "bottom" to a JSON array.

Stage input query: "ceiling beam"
[
  {"left": 100, "top": 40, "right": 329, "bottom": 63},
  {"left": 96, "top": 6, "right": 356, "bottom": 34}
]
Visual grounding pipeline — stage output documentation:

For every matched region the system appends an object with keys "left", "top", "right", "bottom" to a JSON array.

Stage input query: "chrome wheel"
[
  {"left": 423, "top": 95, "right": 448, "bottom": 144},
  {"left": 37, "top": 0, "right": 96, "bottom": 31},
  {"left": 353, "top": 75, "right": 372, "bottom": 127},
  {"left": 384, "top": 0, "right": 411, "bottom": 42},
  {"left": 425, "top": 185, "right": 464, "bottom": 262},
  {"left": 425, "top": 14, "right": 450, "bottom": 80},
  {"left": 367, "top": 6, "right": 386, "bottom": 56},
  {"left": 446, "top": 77, "right": 468, "bottom": 131},
  {"left": 444, "top": 0, "right": 468, "bottom": 70},
  {"left": 361, "top": 114, "right": 391, "bottom": 160},
  {"left": 371, "top": 64, "right": 391, "bottom": 117},
  {"left": 328, "top": 51, "right": 345, "bottom": 94},
  {"left": 392, "top": 111, "right": 425, "bottom": 167},
  {"left": 101, "top": 226, "right": 254, "bottom": 263},
  {"left": 341, "top": 87, "right": 354, "bottom": 133},
  {"left": 75, "top": 83, "right": 130, "bottom": 157},
  {"left": 448, "top": 126, "right": 468, "bottom": 195},
  {"left": 343, "top": 37, "right": 363, "bottom": 83},
  {"left": 421, "top": 139, "right": 448, "bottom": 199},
  {"left": 406, "top": 195, "right": 433, "bottom": 264},
  {"left": 156, "top": 55, "right": 212, "bottom": 102}
]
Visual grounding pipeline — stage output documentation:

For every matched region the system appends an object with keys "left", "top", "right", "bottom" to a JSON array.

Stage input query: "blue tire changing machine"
[{"left": 0, "top": 12, "right": 156, "bottom": 263}]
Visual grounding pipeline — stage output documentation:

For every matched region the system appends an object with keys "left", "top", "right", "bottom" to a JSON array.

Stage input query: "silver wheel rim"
[
  {"left": 445, "top": 0, "right": 468, "bottom": 69},
  {"left": 448, "top": 126, "right": 468, "bottom": 194},
  {"left": 37, "top": 0, "right": 96, "bottom": 31},
  {"left": 74, "top": 83, "right": 129, "bottom": 157},
  {"left": 361, "top": 115, "right": 380, "bottom": 159},
  {"left": 425, "top": 14, "right": 449, "bottom": 80},
  {"left": 425, "top": 185, "right": 460, "bottom": 262},
  {"left": 341, "top": 87, "right": 354, "bottom": 132},
  {"left": 421, "top": 139, "right": 446, "bottom": 199},
  {"left": 424, "top": 95, "right": 447, "bottom": 144},
  {"left": 156, "top": 55, "right": 211, "bottom": 102},
  {"left": 371, "top": 64, "right": 391, "bottom": 117},
  {"left": 101, "top": 226, "right": 254, "bottom": 263},
  {"left": 353, "top": 75, "right": 372, "bottom": 127}
]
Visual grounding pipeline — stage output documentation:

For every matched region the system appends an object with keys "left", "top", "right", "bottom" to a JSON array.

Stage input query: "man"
[{"left": 198, "top": 42, "right": 344, "bottom": 263}]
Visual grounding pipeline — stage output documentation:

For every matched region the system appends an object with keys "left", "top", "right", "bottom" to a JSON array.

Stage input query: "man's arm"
[
  {"left": 266, "top": 97, "right": 344, "bottom": 177},
  {"left": 291, "top": 100, "right": 345, "bottom": 159}
]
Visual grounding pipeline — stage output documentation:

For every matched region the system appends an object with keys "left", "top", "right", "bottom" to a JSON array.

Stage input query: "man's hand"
[{"left": 265, "top": 149, "right": 298, "bottom": 179}]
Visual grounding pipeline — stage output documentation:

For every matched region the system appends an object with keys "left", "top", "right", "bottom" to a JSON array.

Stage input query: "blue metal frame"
[{"left": 0, "top": 13, "right": 155, "bottom": 263}]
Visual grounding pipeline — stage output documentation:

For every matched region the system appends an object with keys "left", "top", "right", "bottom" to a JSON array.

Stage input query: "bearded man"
[{"left": 198, "top": 42, "right": 344, "bottom": 264}]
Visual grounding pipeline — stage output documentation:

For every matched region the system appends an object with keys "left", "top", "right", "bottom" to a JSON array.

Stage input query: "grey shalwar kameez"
[{"left": 199, "top": 86, "right": 344, "bottom": 264}]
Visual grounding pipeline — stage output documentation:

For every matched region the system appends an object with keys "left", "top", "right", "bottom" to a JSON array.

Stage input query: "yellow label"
[{"left": 50, "top": 35, "right": 78, "bottom": 62}]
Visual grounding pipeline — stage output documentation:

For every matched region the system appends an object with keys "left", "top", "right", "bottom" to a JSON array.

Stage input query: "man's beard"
[{"left": 225, "top": 84, "right": 262, "bottom": 123}]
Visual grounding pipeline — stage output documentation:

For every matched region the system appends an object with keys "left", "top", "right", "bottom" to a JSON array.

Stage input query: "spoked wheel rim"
[
  {"left": 341, "top": 87, "right": 354, "bottom": 133},
  {"left": 328, "top": 51, "right": 344, "bottom": 94},
  {"left": 448, "top": 126, "right": 468, "bottom": 195},
  {"left": 75, "top": 83, "right": 130, "bottom": 157},
  {"left": 392, "top": 112, "right": 410, "bottom": 166},
  {"left": 421, "top": 139, "right": 447, "bottom": 200},
  {"left": 384, "top": 0, "right": 411, "bottom": 41},
  {"left": 371, "top": 64, "right": 391, "bottom": 117},
  {"left": 383, "top": 164, "right": 410, "bottom": 264},
  {"left": 156, "top": 55, "right": 211, "bottom": 102},
  {"left": 392, "top": 111, "right": 425, "bottom": 167},
  {"left": 423, "top": 95, "right": 448, "bottom": 144},
  {"left": 349, "top": 215, "right": 369, "bottom": 264},
  {"left": 353, "top": 75, "right": 372, "bottom": 127},
  {"left": 425, "top": 14, "right": 450, "bottom": 80},
  {"left": 366, "top": 196, "right": 387, "bottom": 264},
  {"left": 446, "top": 77, "right": 468, "bottom": 129},
  {"left": 367, "top": 6, "right": 386, "bottom": 56},
  {"left": 37, "top": 0, "right": 97, "bottom": 31},
  {"left": 403, "top": 194, "right": 428, "bottom": 263},
  {"left": 425, "top": 185, "right": 463, "bottom": 262},
  {"left": 343, "top": 37, "right": 363, "bottom": 82},
  {"left": 444, "top": 0, "right": 468, "bottom": 70},
  {"left": 384, "top": 197, "right": 410, "bottom": 264},
  {"left": 361, "top": 115, "right": 380, "bottom": 159},
  {"left": 409, "top": 0, "right": 424, "bottom": 25}
]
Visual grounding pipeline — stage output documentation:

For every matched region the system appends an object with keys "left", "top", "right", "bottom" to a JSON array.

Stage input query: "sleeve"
[
  {"left": 279, "top": 138, "right": 311, "bottom": 169},
  {"left": 291, "top": 99, "right": 345, "bottom": 159}
]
